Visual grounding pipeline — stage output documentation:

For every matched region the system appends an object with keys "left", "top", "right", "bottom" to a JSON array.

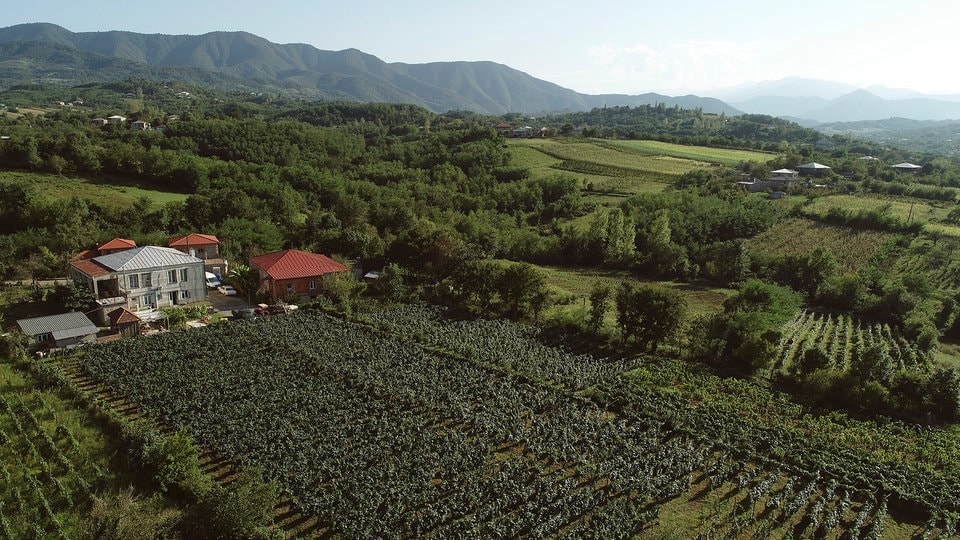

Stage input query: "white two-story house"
[{"left": 70, "top": 246, "right": 207, "bottom": 316}]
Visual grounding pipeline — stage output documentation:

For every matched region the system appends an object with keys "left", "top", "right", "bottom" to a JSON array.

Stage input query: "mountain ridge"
[
  {"left": 6, "top": 24, "right": 959, "bottom": 122},
  {"left": 0, "top": 23, "right": 741, "bottom": 116}
]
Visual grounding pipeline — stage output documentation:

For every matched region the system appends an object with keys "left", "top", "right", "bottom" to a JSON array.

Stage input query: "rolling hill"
[{"left": 0, "top": 23, "right": 741, "bottom": 116}]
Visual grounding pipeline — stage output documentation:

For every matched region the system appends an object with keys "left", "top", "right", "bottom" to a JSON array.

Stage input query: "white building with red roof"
[
  {"left": 248, "top": 249, "right": 350, "bottom": 299},
  {"left": 69, "top": 245, "right": 206, "bottom": 314},
  {"left": 168, "top": 233, "right": 227, "bottom": 277}
]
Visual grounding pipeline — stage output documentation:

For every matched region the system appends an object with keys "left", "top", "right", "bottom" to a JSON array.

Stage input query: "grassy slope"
[
  {"left": 508, "top": 138, "right": 762, "bottom": 230},
  {"left": 537, "top": 264, "right": 732, "bottom": 323},
  {"left": 0, "top": 171, "right": 188, "bottom": 207}
]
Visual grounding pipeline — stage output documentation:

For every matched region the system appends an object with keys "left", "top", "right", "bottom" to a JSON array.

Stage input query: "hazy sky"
[{"left": 4, "top": 0, "right": 959, "bottom": 96}]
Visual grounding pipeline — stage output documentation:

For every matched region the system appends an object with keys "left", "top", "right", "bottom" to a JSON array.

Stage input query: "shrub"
[
  {"left": 184, "top": 468, "right": 280, "bottom": 539},
  {"left": 141, "top": 431, "right": 211, "bottom": 500},
  {"left": 159, "top": 306, "right": 188, "bottom": 329},
  {"left": 82, "top": 487, "right": 180, "bottom": 540}
]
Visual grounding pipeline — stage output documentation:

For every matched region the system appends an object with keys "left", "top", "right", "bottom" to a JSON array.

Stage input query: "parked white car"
[
  {"left": 217, "top": 285, "right": 237, "bottom": 296},
  {"left": 205, "top": 272, "right": 221, "bottom": 289}
]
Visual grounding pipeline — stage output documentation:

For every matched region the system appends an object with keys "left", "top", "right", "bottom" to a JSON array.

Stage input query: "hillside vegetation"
[{"left": 4, "top": 80, "right": 960, "bottom": 536}]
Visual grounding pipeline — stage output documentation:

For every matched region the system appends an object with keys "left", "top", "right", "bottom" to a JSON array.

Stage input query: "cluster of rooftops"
[
  {"left": 16, "top": 235, "right": 349, "bottom": 352},
  {"left": 739, "top": 159, "right": 924, "bottom": 194}
]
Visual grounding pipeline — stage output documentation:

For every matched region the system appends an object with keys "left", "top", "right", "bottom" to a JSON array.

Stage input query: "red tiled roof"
[
  {"left": 249, "top": 249, "right": 349, "bottom": 281},
  {"left": 168, "top": 233, "right": 220, "bottom": 247},
  {"left": 72, "top": 248, "right": 97, "bottom": 261},
  {"left": 108, "top": 307, "right": 141, "bottom": 326},
  {"left": 70, "top": 259, "right": 112, "bottom": 278},
  {"left": 99, "top": 238, "right": 137, "bottom": 251},
  {"left": 72, "top": 238, "right": 137, "bottom": 260}
]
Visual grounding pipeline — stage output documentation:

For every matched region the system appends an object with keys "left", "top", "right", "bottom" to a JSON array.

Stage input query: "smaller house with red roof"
[
  {"left": 108, "top": 307, "right": 143, "bottom": 338},
  {"left": 168, "top": 233, "right": 227, "bottom": 277},
  {"left": 248, "top": 249, "right": 350, "bottom": 300},
  {"left": 73, "top": 238, "right": 137, "bottom": 260}
]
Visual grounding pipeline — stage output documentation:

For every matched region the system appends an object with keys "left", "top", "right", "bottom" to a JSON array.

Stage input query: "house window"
[
  {"left": 167, "top": 269, "right": 178, "bottom": 283},
  {"left": 309, "top": 280, "right": 317, "bottom": 290},
  {"left": 128, "top": 274, "right": 139, "bottom": 289},
  {"left": 35, "top": 332, "right": 51, "bottom": 343},
  {"left": 179, "top": 268, "right": 189, "bottom": 282},
  {"left": 286, "top": 283, "right": 295, "bottom": 294},
  {"left": 141, "top": 273, "right": 152, "bottom": 287},
  {"left": 140, "top": 294, "right": 156, "bottom": 308},
  {"left": 181, "top": 290, "right": 191, "bottom": 300}
]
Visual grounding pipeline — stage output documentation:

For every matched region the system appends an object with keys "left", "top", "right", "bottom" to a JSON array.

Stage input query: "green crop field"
[
  {"left": 67, "top": 306, "right": 959, "bottom": 537},
  {"left": 744, "top": 217, "right": 899, "bottom": 273},
  {"left": 801, "top": 194, "right": 950, "bottom": 226},
  {"left": 773, "top": 309, "right": 926, "bottom": 375},
  {"left": 0, "top": 356, "right": 144, "bottom": 537},
  {"left": 509, "top": 138, "right": 715, "bottom": 181},
  {"left": 0, "top": 171, "right": 189, "bottom": 208},
  {"left": 596, "top": 139, "right": 774, "bottom": 166}
]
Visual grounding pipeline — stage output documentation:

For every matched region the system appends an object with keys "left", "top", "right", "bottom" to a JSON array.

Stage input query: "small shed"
[
  {"left": 17, "top": 312, "right": 98, "bottom": 351},
  {"left": 108, "top": 307, "right": 142, "bottom": 338}
]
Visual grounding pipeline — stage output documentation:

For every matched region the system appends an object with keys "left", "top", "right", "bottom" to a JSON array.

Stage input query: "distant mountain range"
[
  {"left": 0, "top": 23, "right": 739, "bottom": 116},
  {"left": 2, "top": 24, "right": 960, "bottom": 123},
  {"left": 713, "top": 77, "right": 960, "bottom": 123}
]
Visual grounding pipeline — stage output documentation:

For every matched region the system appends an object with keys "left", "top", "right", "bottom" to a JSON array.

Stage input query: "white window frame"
[
  {"left": 179, "top": 268, "right": 189, "bottom": 282},
  {"left": 128, "top": 274, "right": 139, "bottom": 289},
  {"left": 167, "top": 269, "right": 178, "bottom": 283}
]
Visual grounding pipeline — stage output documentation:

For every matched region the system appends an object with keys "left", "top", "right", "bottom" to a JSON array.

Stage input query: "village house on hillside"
[
  {"left": 17, "top": 312, "right": 98, "bottom": 352},
  {"left": 168, "top": 233, "right": 227, "bottom": 277},
  {"left": 69, "top": 245, "right": 206, "bottom": 320},
  {"left": 249, "top": 249, "right": 349, "bottom": 300},
  {"left": 796, "top": 162, "right": 832, "bottom": 177},
  {"left": 893, "top": 162, "right": 923, "bottom": 174}
]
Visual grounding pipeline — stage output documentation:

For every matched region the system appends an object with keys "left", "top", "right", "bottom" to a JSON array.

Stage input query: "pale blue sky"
[{"left": 4, "top": 0, "right": 959, "bottom": 95}]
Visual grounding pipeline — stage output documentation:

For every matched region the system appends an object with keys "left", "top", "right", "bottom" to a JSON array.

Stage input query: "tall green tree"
[
  {"left": 614, "top": 282, "right": 686, "bottom": 352},
  {"left": 496, "top": 262, "right": 549, "bottom": 320},
  {"left": 587, "top": 282, "right": 612, "bottom": 334}
]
